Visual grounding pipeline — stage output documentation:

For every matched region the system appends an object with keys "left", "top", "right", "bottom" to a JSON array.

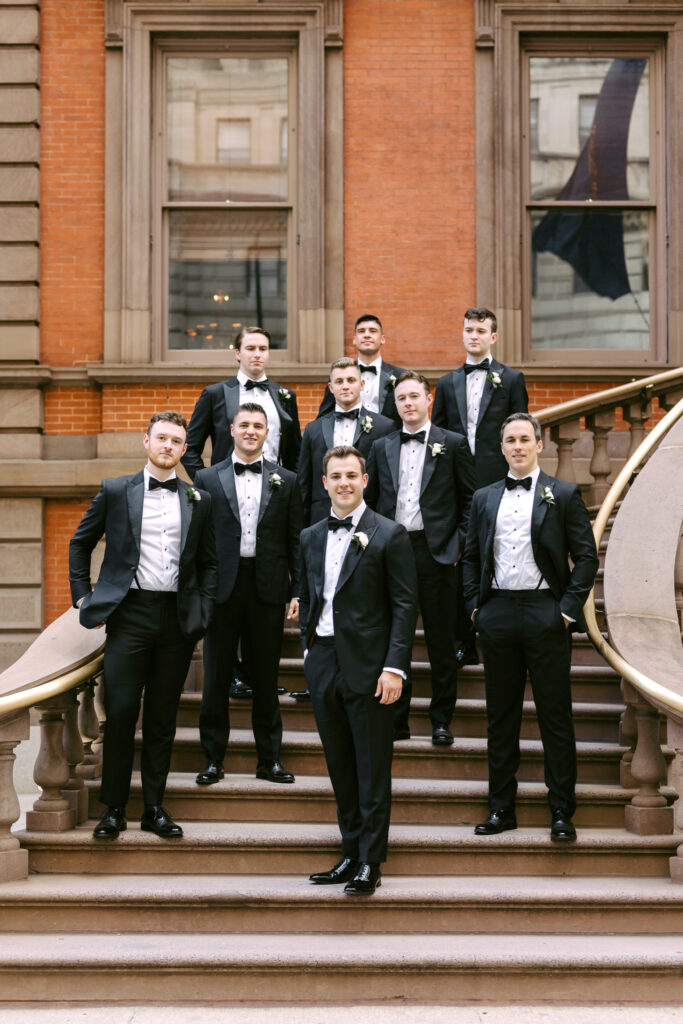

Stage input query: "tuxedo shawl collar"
[
  {"left": 476, "top": 357, "right": 505, "bottom": 426},
  {"left": 321, "top": 412, "right": 336, "bottom": 452},
  {"left": 531, "top": 469, "right": 553, "bottom": 557},
  {"left": 178, "top": 481, "right": 193, "bottom": 553},
  {"left": 452, "top": 368, "right": 468, "bottom": 430},
  {"left": 308, "top": 519, "right": 328, "bottom": 605},
  {"left": 385, "top": 431, "right": 401, "bottom": 493},
  {"left": 217, "top": 461, "right": 241, "bottom": 523},
  {"left": 222, "top": 377, "right": 241, "bottom": 425},
  {"left": 335, "top": 507, "right": 378, "bottom": 594},
  {"left": 378, "top": 367, "right": 395, "bottom": 412},
  {"left": 259, "top": 458, "right": 278, "bottom": 522},
  {"left": 419, "top": 423, "right": 446, "bottom": 497}
]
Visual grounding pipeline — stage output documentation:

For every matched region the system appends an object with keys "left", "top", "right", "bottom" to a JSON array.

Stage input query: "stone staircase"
[{"left": 2, "top": 536, "right": 683, "bottom": 1007}]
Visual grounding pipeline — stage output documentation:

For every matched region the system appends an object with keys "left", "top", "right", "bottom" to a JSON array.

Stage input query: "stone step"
[
  {"left": 1, "top": 874, "right": 682, "bottom": 935},
  {"left": 18, "top": 822, "right": 678, "bottom": 877},
  {"left": 0, "top": 931, "right": 680, "bottom": 1003},
  {"left": 161, "top": 727, "right": 629, "bottom": 784},
  {"left": 92, "top": 773, "right": 640, "bottom": 829},
  {"left": 177, "top": 692, "right": 624, "bottom": 742}
]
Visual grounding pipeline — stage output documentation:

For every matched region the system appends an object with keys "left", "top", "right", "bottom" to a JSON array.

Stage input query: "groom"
[{"left": 299, "top": 446, "right": 418, "bottom": 894}]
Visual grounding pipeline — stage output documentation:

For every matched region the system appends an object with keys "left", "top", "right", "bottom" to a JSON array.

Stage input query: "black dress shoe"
[
  {"left": 277, "top": 686, "right": 288, "bottom": 695},
  {"left": 256, "top": 759, "right": 295, "bottom": 783},
  {"left": 550, "top": 809, "right": 577, "bottom": 842},
  {"left": 140, "top": 805, "right": 183, "bottom": 838},
  {"left": 230, "top": 678, "right": 253, "bottom": 699},
  {"left": 432, "top": 725, "right": 454, "bottom": 747},
  {"left": 393, "top": 726, "right": 411, "bottom": 742},
  {"left": 474, "top": 809, "right": 518, "bottom": 835},
  {"left": 195, "top": 761, "right": 224, "bottom": 786},
  {"left": 93, "top": 806, "right": 127, "bottom": 839},
  {"left": 344, "top": 861, "right": 382, "bottom": 895},
  {"left": 309, "top": 856, "right": 360, "bottom": 885},
  {"left": 289, "top": 689, "right": 311, "bottom": 702},
  {"left": 454, "top": 642, "right": 479, "bottom": 668}
]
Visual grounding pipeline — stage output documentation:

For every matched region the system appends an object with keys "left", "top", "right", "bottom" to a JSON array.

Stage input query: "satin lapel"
[
  {"left": 269, "top": 381, "right": 293, "bottom": 424},
  {"left": 453, "top": 369, "right": 468, "bottom": 430},
  {"left": 321, "top": 413, "right": 335, "bottom": 452},
  {"left": 218, "top": 463, "right": 241, "bottom": 523},
  {"left": 312, "top": 522, "right": 327, "bottom": 603},
  {"left": 476, "top": 360, "right": 501, "bottom": 426},
  {"left": 420, "top": 424, "right": 440, "bottom": 497},
  {"left": 386, "top": 431, "right": 401, "bottom": 495},
  {"left": 179, "top": 483, "right": 192, "bottom": 553},
  {"left": 222, "top": 378, "right": 240, "bottom": 425},
  {"left": 126, "top": 472, "right": 145, "bottom": 556},
  {"left": 258, "top": 459, "right": 276, "bottom": 523},
  {"left": 335, "top": 513, "right": 378, "bottom": 594},
  {"left": 484, "top": 481, "right": 505, "bottom": 566},
  {"left": 531, "top": 470, "right": 551, "bottom": 553}
]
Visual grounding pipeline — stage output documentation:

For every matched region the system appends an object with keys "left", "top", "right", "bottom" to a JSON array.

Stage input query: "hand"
[
  {"left": 286, "top": 598, "right": 299, "bottom": 622},
  {"left": 562, "top": 614, "right": 571, "bottom": 629},
  {"left": 375, "top": 670, "right": 403, "bottom": 705},
  {"left": 471, "top": 609, "right": 478, "bottom": 623}
]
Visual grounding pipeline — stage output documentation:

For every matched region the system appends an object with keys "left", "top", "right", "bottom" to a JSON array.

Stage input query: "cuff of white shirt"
[{"left": 383, "top": 666, "right": 406, "bottom": 680}]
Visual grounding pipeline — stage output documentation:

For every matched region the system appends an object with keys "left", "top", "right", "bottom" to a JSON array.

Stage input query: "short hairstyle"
[
  {"left": 500, "top": 412, "right": 542, "bottom": 443},
  {"left": 395, "top": 369, "right": 430, "bottom": 396},
  {"left": 234, "top": 325, "right": 271, "bottom": 350},
  {"left": 146, "top": 410, "right": 187, "bottom": 436},
  {"left": 354, "top": 313, "right": 383, "bottom": 333},
  {"left": 234, "top": 402, "right": 267, "bottom": 424},
  {"left": 464, "top": 307, "right": 497, "bottom": 334},
  {"left": 322, "top": 444, "right": 366, "bottom": 476},
  {"left": 329, "top": 356, "right": 361, "bottom": 378}
]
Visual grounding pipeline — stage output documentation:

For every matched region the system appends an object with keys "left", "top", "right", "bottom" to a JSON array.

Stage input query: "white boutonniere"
[
  {"left": 278, "top": 387, "right": 291, "bottom": 402},
  {"left": 352, "top": 531, "right": 369, "bottom": 550},
  {"left": 361, "top": 415, "right": 373, "bottom": 434},
  {"left": 541, "top": 486, "right": 555, "bottom": 506},
  {"left": 487, "top": 370, "right": 502, "bottom": 389},
  {"left": 186, "top": 487, "right": 201, "bottom": 503},
  {"left": 429, "top": 442, "right": 446, "bottom": 457},
  {"left": 269, "top": 472, "right": 283, "bottom": 489},
  {"left": 387, "top": 374, "right": 397, "bottom": 388}
]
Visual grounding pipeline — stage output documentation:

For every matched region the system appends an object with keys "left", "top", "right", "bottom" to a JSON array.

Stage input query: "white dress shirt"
[
  {"left": 465, "top": 358, "right": 490, "bottom": 455},
  {"left": 358, "top": 356, "right": 382, "bottom": 413},
  {"left": 333, "top": 402, "right": 362, "bottom": 447},
  {"left": 134, "top": 468, "right": 182, "bottom": 592},
  {"left": 395, "top": 419, "right": 430, "bottom": 533},
  {"left": 492, "top": 466, "right": 549, "bottom": 591},
  {"left": 316, "top": 502, "right": 366, "bottom": 637},
  {"left": 237, "top": 369, "right": 281, "bottom": 464},
  {"left": 232, "top": 454, "right": 264, "bottom": 558}
]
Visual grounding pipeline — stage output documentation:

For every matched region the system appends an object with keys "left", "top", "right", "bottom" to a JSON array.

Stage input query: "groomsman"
[
  {"left": 432, "top": 307, "right": 529, "bottom": 666},
  {"left": 194, "top": 403, "right": 302, "bottom": 786},
  {"left": 463, "top": 413, "right": 598, "bottom": 842},
  {"left": 365, "top": 371, "right": 476, "bottom": 745},
  {"left": 318, "top": 314, "right": 405, "bottom": 426},
  {"left": 182, "top": 325, "right": 301, "bottom": 479},
  {"left": 69, "top": 411, "right": 217, "bottom": 839},
  {"left": 300, "top": 446, "right": 417, "bottom": 894}
]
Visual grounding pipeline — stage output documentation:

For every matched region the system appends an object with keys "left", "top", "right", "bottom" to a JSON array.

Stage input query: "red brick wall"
[
  {"left": 41, "top": 0, "right": 105, "bottom": 366},
  {"left": 43, "top": 386, "right": 102, "bottom": 434},
  {"left": 344, "top": 0, "right": 475, "bottom": 366},
  {"left": 44, "top": 499, "right": 91, "bottom": 625}
]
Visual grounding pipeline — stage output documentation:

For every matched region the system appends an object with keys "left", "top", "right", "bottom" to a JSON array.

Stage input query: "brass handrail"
[
  {"left": 0, "top": 654, "right": 104, "bottom": 716},
  {"left": 536, "top": 366, "right": 683, "bottom": 425},
  {"left": 583, "top": 395, "right": 683, "bottom": 715}
]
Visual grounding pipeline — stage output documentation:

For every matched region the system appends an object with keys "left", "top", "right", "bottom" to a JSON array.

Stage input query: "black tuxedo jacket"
[
  {"left": 432, "top": 358, "right": 528, "bottom": 487},
  {"left": 462, "top": 470, "right": 599, "bottom": 632},
  {"left": 297, "top": 405, "right": 395, "bottom": 526},
  {"left": 364, "top": 424, "right": 476, "bottom": 566},
  {"left": 194, "top": 457, "right": 302, "bottom": 606},
  {"left": 317, "top": 360, "right": 405, "bottom": 426},
  {"left": 182, "top": 376, "right": 302, "bottom": 479},
  {"left": 299, "top": 507, "right": 418, "bottom": 694},
  {"left": 69, "top": 472, "right": 217, "bottom": 640}
]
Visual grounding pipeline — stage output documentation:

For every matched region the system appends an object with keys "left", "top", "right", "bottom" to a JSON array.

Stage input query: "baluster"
[
  {"left": 0, "top": 710, "right": 30, "bottom": 882},
  {"left": 25, "top": 696, "right": 76, "bottom": 832},
  {"left": 61, "top": 689, "right": 88, "bottom": 824},
  {"left": 618, "top": 681, "right": 637, "bottom": 789},
  {"left": 76, "top": 679, "right": 102, "bottom": 780},
  {"left": 91, "top": 673, "right": 105, "bottom": 766},
  {"left": 622, "top": 682, "right": 672, "bottom": 835},
  {"left": 586, "top": 409, "right": 616, "bottom": 505},
  {"left": 622, "top": 398, "right": 652, "bottom": 458},
  {"left": 667, "top": 720, "right": 683, "bottom": 883},
  {"left": 549, "top": 419, "right": 580, "bottom": 483}
]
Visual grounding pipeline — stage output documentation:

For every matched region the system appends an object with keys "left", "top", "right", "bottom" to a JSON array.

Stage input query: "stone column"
[
  {"left": 622, "top": 682, "right": 673, "bottom": 835},
  {"left": 667, "top": 720, "right": 683, "bottom": 883},
  {"left": 25, "top": 695, "right": 75, "bottom": 832},
  {"left": 61, "top": 689, "right": 88, "bottom": 823},
  {"left": 0, "top": 709, "right": 30, "bottom": 882}
]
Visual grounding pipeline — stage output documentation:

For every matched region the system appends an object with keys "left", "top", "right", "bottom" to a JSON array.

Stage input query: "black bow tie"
[
  {"left": 328, "top": 516, "right": 354, "bottom": 532},
  {"left": 463, "top": 360, "right": 491, "bottom": 376},
  {"left": 149, "top": 477, "right": 177, "bottom": 492},
  {"left": 358, "top": 363, "right": 378, "bottom": 375},
  {"left": 505, "top": 476, "right": 532, "bottom": 491},
  {"left": 244, "top": 378, "right": 269, "bottom": 391},
  {"left": 400, "top": 430, "right": 426, "bottom": 445},
  {"left": 335, "top": 408, "right": 360, "bottom": 421},
  {"left": 234, "top": 461, "right": 263, "bottom": 476}
]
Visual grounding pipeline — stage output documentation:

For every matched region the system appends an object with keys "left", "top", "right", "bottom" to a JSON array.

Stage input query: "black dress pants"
[
  {"left": 101, "top": 589, "right": 195, "bottom": 808},
  {"left": 200, "top": 558, "right": 284, "bottom": 764},
  {"left": 304, "top": 638, "right": 395, "bottom": 863},
  {"left": 394, "top": 530, "right": 458, "bottom": 731},
  {"left": 476, "top": 589, "right": 576, "bottom": 816}
]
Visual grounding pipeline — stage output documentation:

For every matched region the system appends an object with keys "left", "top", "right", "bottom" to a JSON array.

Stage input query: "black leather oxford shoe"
[
  {"left": 230, "top": 678, "right": 253, "bottom": 699},
  {"left": 195, "top": 762, "right": 224, "bottom": 786},
  {"left": 140, "top": 805, "right": 183, "bottom": 838},
  {"left": 454, "top": 642, "right": 479, "bottom": 668},
  {"left": 432, "top": 725, "right": 454, "bottom": 747},
  {"left": 289, "top": 689, "right": 311, "bottom": 702},
  {"left": 474, "top": 809, "right": 518, "bottom": 835},
  {"left": 550, "top": 809, "right": 577, "bottom": 842},
  {"left": 93, "top": 806, "right": 127, "bottom": 839},
  {"left": 309, "top": 856, "right": 360, "bottom": 885},
  {"left": 344, "top": 861, "right": 381, "bottom": 895},
  {"left": 393, "top": 726, "right": 411, "bottom": 742},
  {"left": 256, "top": 759, "right": 295, "bottom": 783}
]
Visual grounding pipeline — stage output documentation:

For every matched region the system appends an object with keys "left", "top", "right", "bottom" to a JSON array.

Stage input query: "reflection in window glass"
[
  {"left": 167, "top": 56, "right": 289, "bottom": 201},
  {"left": 168, "top": 209, "right": 288, "bottom": 350},
  {"left": 530, "top": 210, "right": 649, "bottom": 349},
  {"left": 530, "top": 57, "right": 649, "bottom": 201}
]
